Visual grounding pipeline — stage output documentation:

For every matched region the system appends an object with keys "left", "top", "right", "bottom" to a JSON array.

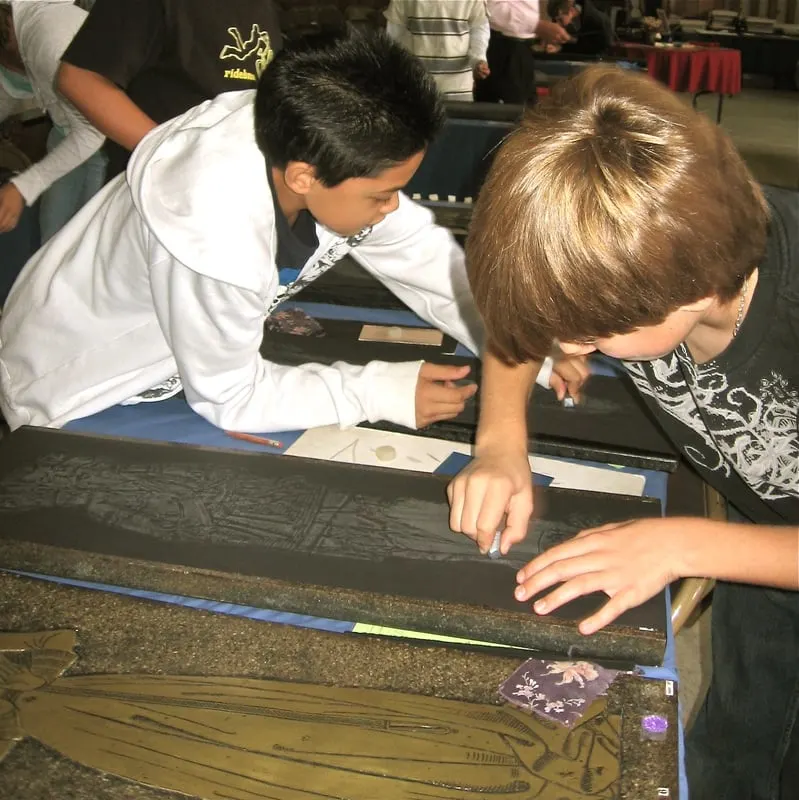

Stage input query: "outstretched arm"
[
  {"left": 469, "top": 17, "right": 490, "bottom": 75},
  {"left": 516, "top": 516, "right": 799, "bottom": 635},
  {"left": 448, "top": 350, "right": 538, "bottom": 554},
  {"left": 149, "top": 259, "right": 427, "bottom": 432}
]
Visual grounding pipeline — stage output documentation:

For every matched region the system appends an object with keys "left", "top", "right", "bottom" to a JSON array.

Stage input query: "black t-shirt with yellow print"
[{"left": 63, "top": 0, "right": 282, "bottom": 178}]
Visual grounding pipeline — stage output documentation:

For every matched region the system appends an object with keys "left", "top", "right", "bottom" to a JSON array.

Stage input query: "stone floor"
[{"left": 693, "top": 87, "right": 799, "bottom": 190}]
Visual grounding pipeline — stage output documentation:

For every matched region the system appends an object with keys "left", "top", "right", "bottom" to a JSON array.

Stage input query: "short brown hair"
[{"left": 467, "top": 65, "right": 769, "bottom": 363}]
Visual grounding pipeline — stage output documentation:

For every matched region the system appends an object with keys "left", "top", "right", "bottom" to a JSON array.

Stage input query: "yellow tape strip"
[{"left": 351, "top": 622, "right": 527, "bottom": 650}]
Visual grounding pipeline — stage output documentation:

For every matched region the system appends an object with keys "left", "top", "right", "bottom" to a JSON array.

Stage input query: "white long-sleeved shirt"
[
  {"left": 0, "top": 90, "right": 484, "bottom": 433},
  {"left": 486, "top": 0, "right": 540, "bottom": 39},
  {"left": 1, "top": 1, "right": 104, "bottom": 205},
  {"left": 385, "top": 1, "right": 489, "bottom": 101}
]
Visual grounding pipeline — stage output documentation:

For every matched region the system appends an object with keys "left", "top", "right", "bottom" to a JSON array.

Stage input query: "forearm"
[
  {"left": 354, "top": 200, "right": 483, "bottom": 355},
  {"left": 475, "top": 349, "right": 537, "bottom": 453},
  {"left": 57, "top": 63, "right": 156, "bottom": 152},
  {"left": 677, "top": 519, "right": 799, "bottom": 590},
  {"left": 11, "top": 126, "right": 104, "bottom": 206},
  {"left": 153, "top": 261, "right": 424, "bottom": 431},
  {"left": 468, "top": 18, "right": 490, "bottom": 64}
]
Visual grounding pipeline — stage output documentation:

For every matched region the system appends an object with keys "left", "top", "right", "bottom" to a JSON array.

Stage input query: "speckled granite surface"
[
  {"left": 0, "top": 539, "right": 665, "bottom": 666},
  {"left": 0, "top": 572, "right": 679, "bottom": 799}
]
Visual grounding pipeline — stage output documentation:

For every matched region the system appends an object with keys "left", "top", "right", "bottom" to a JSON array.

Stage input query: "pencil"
[{"left": 225, "top": 431, "right": 284, "bottom": 449}]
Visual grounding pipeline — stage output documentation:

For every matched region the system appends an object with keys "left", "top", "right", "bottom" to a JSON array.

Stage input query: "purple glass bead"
[{"left": 641, "top": 714, "right": 669, "bottom": 735}]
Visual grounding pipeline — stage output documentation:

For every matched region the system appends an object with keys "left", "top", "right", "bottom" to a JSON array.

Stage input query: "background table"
[
  {"left": 683, "top": 29, "right": 799, "bottom": 90},
  {"left": 615, "top": 42, "right": 743, "bottom": 122}
]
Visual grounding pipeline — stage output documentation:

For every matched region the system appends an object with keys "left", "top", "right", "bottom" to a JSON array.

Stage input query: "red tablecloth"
[{"left": 615, "top": 44, "right": 742, "bottom": 96}]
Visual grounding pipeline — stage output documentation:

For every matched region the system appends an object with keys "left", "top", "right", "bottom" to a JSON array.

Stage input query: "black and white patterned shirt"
[{"left": 625, "top": 187, "right": 799, "bottom": 525}]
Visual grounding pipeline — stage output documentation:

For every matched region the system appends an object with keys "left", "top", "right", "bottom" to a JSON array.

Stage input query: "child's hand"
[
  {"left": 550, "top": 354, "right": 590, "bottom": 403},
  {"left": 447, "top": 446, "right": 533, "bottom": 555},
  {"left": 0, "top": 183, "right": 25, "bottom": 233},
  {"left": 473, "top": 60, "right": 491, "bottom": 79},
  {"left": 415, "top": 363, "right": 477, "bottom": 428},
  {"left": 515, "top": 518, "right": 684, "bottom": 635}
]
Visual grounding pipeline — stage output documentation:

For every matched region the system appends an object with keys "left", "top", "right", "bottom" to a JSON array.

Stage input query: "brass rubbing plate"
[{"left": 0, "top": 573, "right": 680, "bottom": 800}]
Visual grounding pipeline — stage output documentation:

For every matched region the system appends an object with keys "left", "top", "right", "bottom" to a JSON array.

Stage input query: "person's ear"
[{"left": 283, "top": 162, "right": 318, "bottom": 196}]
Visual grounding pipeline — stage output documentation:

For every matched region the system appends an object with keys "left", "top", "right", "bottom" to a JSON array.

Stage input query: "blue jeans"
[
  {"left": 38, "top": 126, "right": 107, "bottom": 243},
  {"left": 0, "top": 202, "right": 39, "bottom": 308},
  {"left": 686, "top": 576, "right": 799, "bottom": 798}
]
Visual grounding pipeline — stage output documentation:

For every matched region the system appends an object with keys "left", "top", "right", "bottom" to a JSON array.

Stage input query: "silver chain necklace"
[{"left": 733, "top": 274, "right": 749, "bottom": 337}]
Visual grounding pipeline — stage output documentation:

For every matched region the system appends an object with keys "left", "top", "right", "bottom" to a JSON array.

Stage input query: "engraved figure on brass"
[{"left": 0, "top": 630, "right": 622, "bottom": 798}]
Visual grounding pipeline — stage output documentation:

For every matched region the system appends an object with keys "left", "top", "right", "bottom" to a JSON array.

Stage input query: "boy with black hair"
[
  {"left": 449, "top": 64, "right": 798, "bottom": 799},
  {"left": 0, "top": 30, "right": 484, "bottom": 433}
]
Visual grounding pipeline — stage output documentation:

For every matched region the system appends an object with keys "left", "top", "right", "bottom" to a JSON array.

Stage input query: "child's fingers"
[
  {"left": 420, "top": 362, "right": 471, "bottom": 382},
  {"left": 474, "top": 489, "right": 514, "bottom": 553},
  {"left": 458, "top": 480, "right": 507, "bottom": 549},
  {"left": 515, "top": 551, "right": 607, "bottom": 602},
  {"left": 500, "top": 491, "right": 534, "bottom": 553},
  {"left": 422, "top": 381, "right": 476, "bottom": 405},
  {"left": 578, "top": 591, "right": 638, "bottom": 635},
  {"left": 528, "top": 570, "right": 610, "bottom": 614},
  {"left": 549, "top": 373, "right": 567, "bottom": 401},
  {"left": 447, "top": 476, "right": 467, "bottom": 533},
  {"left": 565, "top": 360, "right": 591, "bottom": 402},
  {"left": 452, "top": 476, "right": 490, "bottom": 541},
  {"left": 575, "top": 520, "right": 632, "bottom": 538},
  {"left": 516, "top": 535, "right": 602, "bottom": 584}
]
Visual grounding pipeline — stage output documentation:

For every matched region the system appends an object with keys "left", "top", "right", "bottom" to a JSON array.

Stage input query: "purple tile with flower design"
[{"left": 499, "top": 658, "right": 621, "bottom": 727}]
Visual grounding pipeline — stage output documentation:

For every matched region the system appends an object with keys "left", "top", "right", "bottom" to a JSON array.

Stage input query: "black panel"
[{"left": 0, "top": 427, "right": 667, "bottom": 649}]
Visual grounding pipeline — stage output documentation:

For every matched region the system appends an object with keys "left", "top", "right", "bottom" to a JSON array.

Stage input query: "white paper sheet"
[
  {"left": 285, "top": 425, "right": 646, "bottom": 497},
  {"left": 285, "top": 426, "right": 458, "bottom": 472}
]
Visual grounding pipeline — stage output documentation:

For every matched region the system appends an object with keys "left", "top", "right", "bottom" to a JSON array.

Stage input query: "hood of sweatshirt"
[{"left": 127, "top": 90, "right": 275, "bottom": 295}]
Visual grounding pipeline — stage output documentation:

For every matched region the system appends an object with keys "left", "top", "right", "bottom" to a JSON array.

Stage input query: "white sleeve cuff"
[
  {"left": 9, "top": 174, "right": 38, "bottom": 207},
  {"left": 345, "top": 359, "right": 423, "bottom": 431},
  {"left": 535, "top": 356, "right": 554, "bottom": 389}
]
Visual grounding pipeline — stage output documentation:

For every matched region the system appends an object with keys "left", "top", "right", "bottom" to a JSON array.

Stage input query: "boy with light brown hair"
[{"left": 448, "top": 65, "right": 799, "bottom": 798}]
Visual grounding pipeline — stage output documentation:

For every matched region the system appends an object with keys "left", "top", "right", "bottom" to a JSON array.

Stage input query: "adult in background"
[
  {"left": 384, "top": 0, "right": 490, "bottom": 102},
  {"left": 56, "top": 0, "right": 283, "bottom": 182},
  {"left": 547, "top": 0, "right": 614, "bottom": 57},
  {"left": 475, "top": 0, "right": 570, "bottom": 105},
  {"left": 0, "top": 1, "right": 105, "bottom": 242}
]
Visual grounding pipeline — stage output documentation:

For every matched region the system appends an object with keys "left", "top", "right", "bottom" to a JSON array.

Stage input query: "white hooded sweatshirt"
[{"left": 0, "top": 90, "right": 482, "bottom": 432}]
